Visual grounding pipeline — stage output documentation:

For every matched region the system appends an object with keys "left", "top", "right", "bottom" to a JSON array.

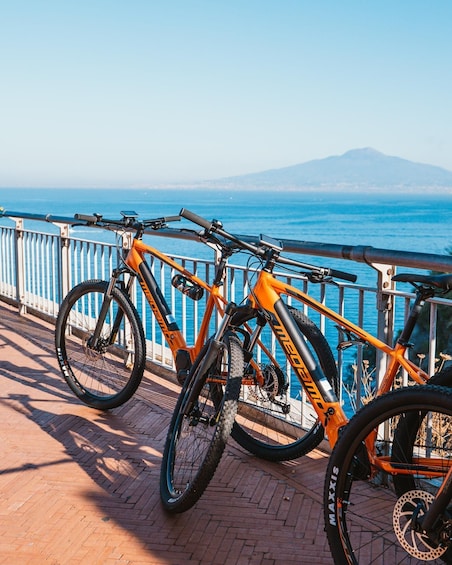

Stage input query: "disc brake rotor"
[
  {"left": 393, "top": 489, "right": 448, "bottom": 561},
  {"left": 261, "top": 365, "right": 280, "bottom": 400}
]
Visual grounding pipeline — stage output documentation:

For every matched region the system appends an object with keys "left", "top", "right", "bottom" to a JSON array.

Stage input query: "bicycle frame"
[
  {"left": 248, "top": 269, "right": 430, "bottom": 447},
  {"left": 98, "top": 235, "right": 229, "bottom": 369},
  {"left": 248, "top": 263, "right": 452, "bottom": 545}
]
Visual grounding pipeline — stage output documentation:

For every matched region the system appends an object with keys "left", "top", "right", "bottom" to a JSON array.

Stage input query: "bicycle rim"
[{"left": 324, "top": 386, "right": 452, "bottom": 564}]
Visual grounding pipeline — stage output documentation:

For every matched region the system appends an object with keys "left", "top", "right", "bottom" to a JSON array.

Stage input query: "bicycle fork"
[
  {"left": 88, "top": 269, "right": 134, "bottom": 350},
  {"left": 182, "top": 302, "right": 239, "bottom": 418},
  {"left": 416, "top": 464, "right": 452, "bottom": 547}
]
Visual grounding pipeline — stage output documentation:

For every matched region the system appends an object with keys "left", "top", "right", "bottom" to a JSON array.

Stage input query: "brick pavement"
[{"left": 0, "top": 301, "right": 333, "bottom": 564}]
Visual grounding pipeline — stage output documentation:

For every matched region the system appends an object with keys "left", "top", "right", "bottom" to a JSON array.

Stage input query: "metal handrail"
[
  {"left": 2, "top": 208, "right": 452, "bottom": 272},
  {"left": 1, "top": 209, "right": 451, "bottom": 415}
]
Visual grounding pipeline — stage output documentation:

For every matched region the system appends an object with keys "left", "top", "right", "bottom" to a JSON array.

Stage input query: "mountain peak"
[
  {"left": 342, "top": 147, "right": 383, "bottom": 158},
  {"left": 212, "top": 149, "right": 452, "bottom": 191}
]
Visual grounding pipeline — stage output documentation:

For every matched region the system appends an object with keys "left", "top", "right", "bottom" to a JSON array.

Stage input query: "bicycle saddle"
[{"left": 393, "top": 272, "right": 452, "bottom": 290}]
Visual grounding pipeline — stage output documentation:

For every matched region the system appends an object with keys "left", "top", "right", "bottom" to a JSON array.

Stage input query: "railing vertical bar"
[
  {"left": 337, "top": 285, "right": 345, "bottom": 405},
  {"left": 193, "top": 260, "right": 199, "bottom": 342},
  {"left": 355, "top": 289, "right": 365, "bottom": 409},
  {"left": 428, "top": 302, "right": 437, "bottom": 377}
]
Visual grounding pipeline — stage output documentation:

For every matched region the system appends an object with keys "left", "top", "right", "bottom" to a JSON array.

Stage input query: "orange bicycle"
[
  {"left": 160, "top": 210, "right": 452, "bottom": 561},
  {"left": 55, "top": 211, "right": 235, "bottom": 409}
]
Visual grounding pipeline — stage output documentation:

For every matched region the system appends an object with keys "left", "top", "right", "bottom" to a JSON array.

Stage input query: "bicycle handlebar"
[
  {"left": 74, "top": 213, "right": 181, "bottom": 230},
  {"left": 74, "top": 213, "right": 103, "bottom": 224},
  {"left": 278, "top": 254, "right": 357, "bottom": 283},
  {"left": 322, "top": 268, "right": 357, "bottom": 283},
  {"left": 179, "top": 208, "right": 357, "bottom": 284},
  {"left": 178, "top": 208, "right": 214, "bottom": 231},
  {"left": 179, "top": 207, "right": 263, "bottom": 255}
]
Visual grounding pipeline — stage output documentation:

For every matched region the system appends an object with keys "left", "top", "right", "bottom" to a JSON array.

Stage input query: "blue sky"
[{"left": 1, "top": 0, "right": 451, "bottom": 188}]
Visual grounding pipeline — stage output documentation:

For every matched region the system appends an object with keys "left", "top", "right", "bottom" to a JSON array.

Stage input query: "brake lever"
[
  {"left": 148, "top": 219, "right": 166, "bottom": 230},
  {"left": 306, "top": 272, "right": 333, "bottom": 284}
]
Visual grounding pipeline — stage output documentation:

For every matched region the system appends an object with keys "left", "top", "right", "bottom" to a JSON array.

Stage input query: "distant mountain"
[{"left": 207, "top": 148, "right": 452, "bottom": 191}]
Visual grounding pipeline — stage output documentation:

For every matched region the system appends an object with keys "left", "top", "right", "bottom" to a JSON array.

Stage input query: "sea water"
[
  {"left": 2, "top": 187, "right": 451, "bottom": 317},
  {"left": 2, "top": 187, "right": 451, "bottom": 253}
]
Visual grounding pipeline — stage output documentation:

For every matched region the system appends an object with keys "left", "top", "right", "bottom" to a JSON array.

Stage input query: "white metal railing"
[{"left": 1, "top": 212, "right": 452, "bottom": 415}]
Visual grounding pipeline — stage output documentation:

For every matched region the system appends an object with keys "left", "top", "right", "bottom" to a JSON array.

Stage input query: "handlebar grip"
[
  {"left": 74, "top": 213, "right": 100, "bottom": 224},
  {"left": 179, "top": 208, "right": 213, "bottom": 231},
  {"left": 164, "top": 215, "right": 182, "bottom": 224},
  {"left": 328, "top": 268, "right": 357, "bottom": 283}
]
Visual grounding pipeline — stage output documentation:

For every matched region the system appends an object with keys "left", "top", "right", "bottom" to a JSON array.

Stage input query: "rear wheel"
[
  {"left": 160, "top": 332, "right": 243, "bottom": 513},
  {"left": 55, "top": 280, "right": 146, "bottom": 409},
  {"left": 232, "top": 307, "right": 338, "bottom": 461}
]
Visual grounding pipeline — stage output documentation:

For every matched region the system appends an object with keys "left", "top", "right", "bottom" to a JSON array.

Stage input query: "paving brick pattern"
[{"left": 0, "top": 302, "right": 333, "bottom": 564}]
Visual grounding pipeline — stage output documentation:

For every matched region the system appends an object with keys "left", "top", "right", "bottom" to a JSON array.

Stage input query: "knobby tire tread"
[{"left": 160, "top": 332, "right": 243, "bottom": 513}]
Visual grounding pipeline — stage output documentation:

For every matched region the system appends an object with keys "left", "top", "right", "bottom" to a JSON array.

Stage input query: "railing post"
[
  {"left": 371, "top": 262, "right": 396, "bottom": 387},
  {"left": 428, "top": 302, "right": 437, "bottom": 376},
  {"left": 56, "top": 223, "right": 71, "bottom": 303},
  {"left": 214, "top": 246, "right": 225, "bottom": 328},
  {"left": 13, "top": 218, "right": 26, "bottom": 315},
  {"left": 121, "top": 230, "right": 135, "bottom": 300}
]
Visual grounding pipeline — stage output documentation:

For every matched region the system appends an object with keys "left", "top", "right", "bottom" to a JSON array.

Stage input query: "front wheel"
[
  {"left": 160, "top": 332, "right": 243, "bottom": 513},
  {"left": 55, "top": 279, "right": 146, "bottom": 409},
  {"left": 231, "top": 307, "right": 338, "bottom": 461},
  {"left": 392, "top": 366, "right": 452, "bottom": 498},
  {"left": 324, "top": 385, "right": 452, "bottom": 564}
]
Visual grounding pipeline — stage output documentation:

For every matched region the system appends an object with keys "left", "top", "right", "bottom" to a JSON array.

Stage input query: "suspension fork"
[
  {"left": 88, "top": 268, "right": 135, "bottom": 349},
  {"left": 419, "top": 464, "right": 452, "bottom": 539},
  {"left": 182, "top": 302, "right": 239, "bottom": 416},
  {"left": 243, "top": 309, "right": 267, "bottom": 356}
]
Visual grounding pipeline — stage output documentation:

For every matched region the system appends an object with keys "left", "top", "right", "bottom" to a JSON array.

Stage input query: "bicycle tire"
[
  {"left": 324, "top": 385, "right": 452, "bottom": 564},
  {"left": 393, "top": 366, "right": 452, "bottom": 498},
  {"left": 231, "top": 307, "right": 338, "bottom": 461},
  {"left": 55, "top": 279, "right": 146, "bottom": 409},
  {"left": 160, "top": 332, "right": 243, "bottom": 513}
]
